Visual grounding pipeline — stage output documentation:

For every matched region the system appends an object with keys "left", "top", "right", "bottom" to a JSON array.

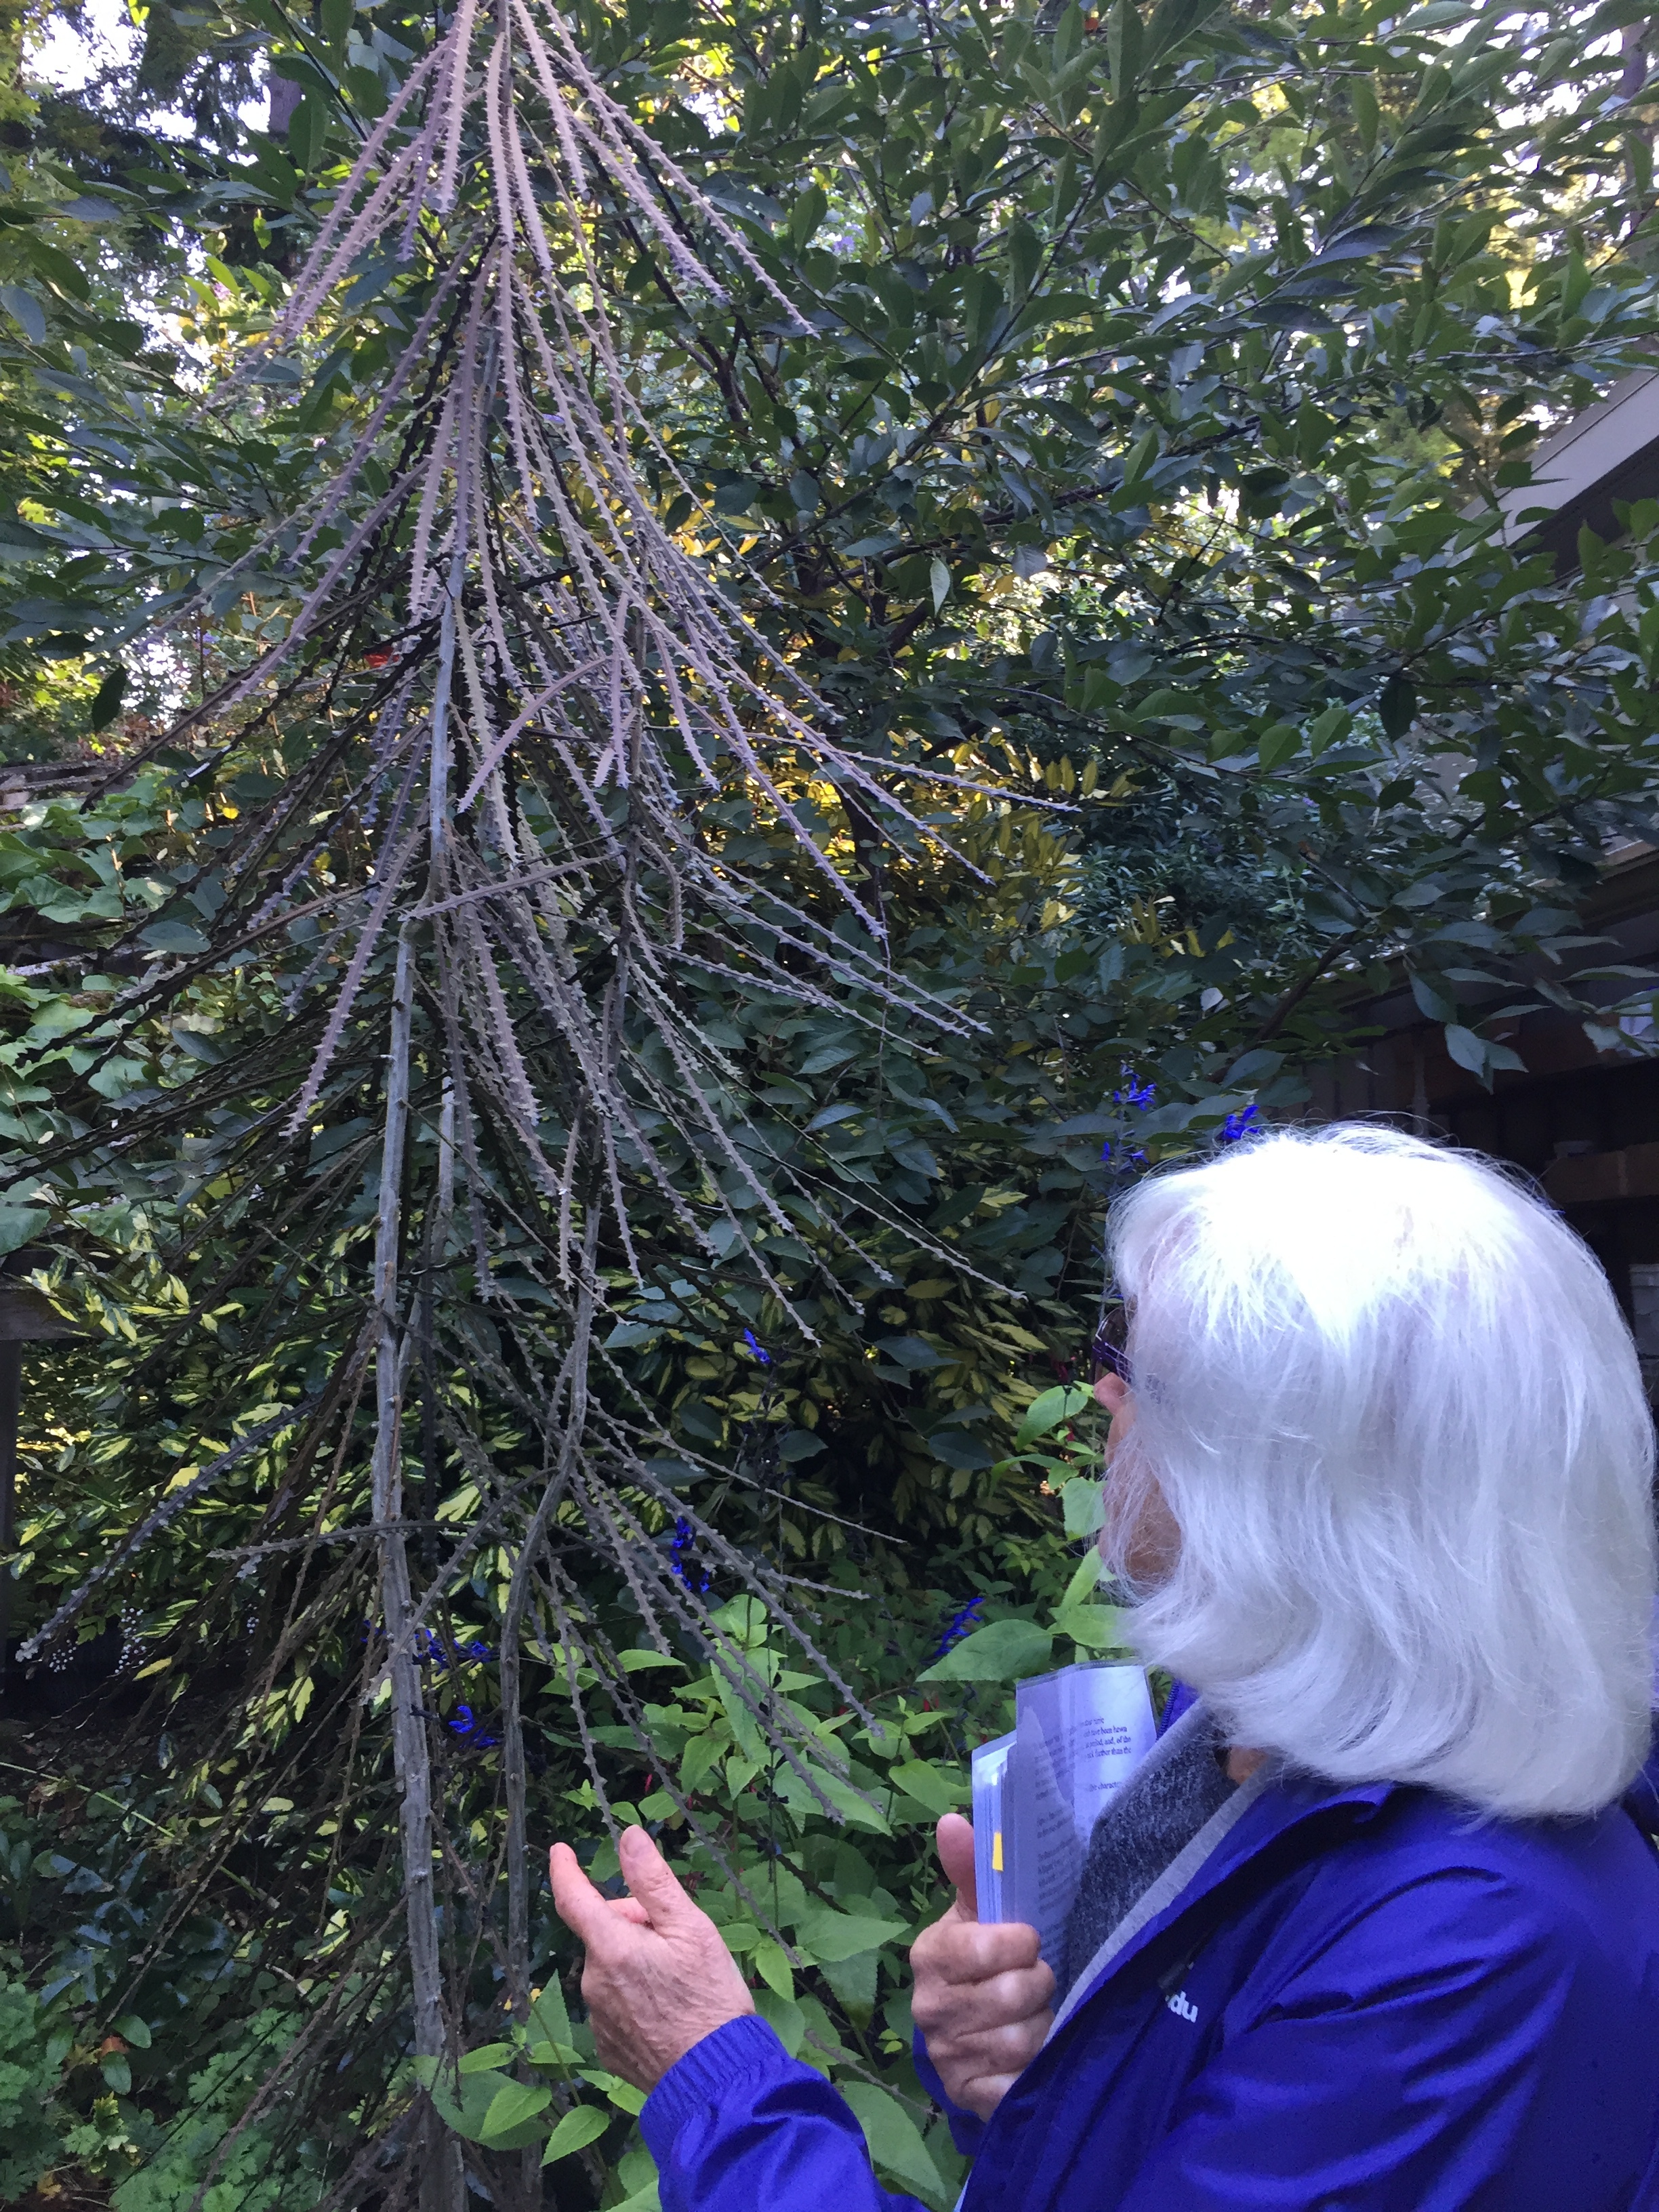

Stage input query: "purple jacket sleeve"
[
  {"left": 641, "top": 2015, "right": 931, "bottom": 2212},
  {"left": 912, "top": 2030, "right": 985, "bottom": 2159}
]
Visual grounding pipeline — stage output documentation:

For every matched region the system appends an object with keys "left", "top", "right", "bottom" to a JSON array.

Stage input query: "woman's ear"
[{"left": 1094, "top": 1371, "right": 1130, "bottom": 1417}]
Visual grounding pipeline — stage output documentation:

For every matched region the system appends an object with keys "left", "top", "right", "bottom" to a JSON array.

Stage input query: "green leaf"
[
  {"left": 0, "top": 287, "right": 44, "bottom": 344},
  {"left": 1118, "top": 428, "right": 1160, "bottom": 494},
  {"left": 794, "top": 1906, "right": 908, "bottom": 1962},
  {"left": 1256, "top": 721, "right": 1299, "bottom": 772},
  {"left": 1443, "top": 1025, "right": 1523, "bottom": 1078},
  {"left": 930, "top": 558, "right": 950, "bottom": 612},
  {"left": 612, "top": 2182, "right": 660, "bottom": 2212},
  {"left": 1106, "top": 0, "right": 1143, "bottom": 93},
  {"left": 789, "top": 183, "right": 827, "bottom": 247},
  {"left": 480, "top": 2078, "right": 553, "bottom": 2149},
  {"left": 1224, "top": 1048, "right": 1283, "bottom": 1085},
  {"left": 1015, "top": 1385, "right": 1092, "bottom": 1449},
  {"left": 249, "top": 141, "right": 299, "bottom": 205},
  {"left": 753, "top": 1936, "right": 795, "bottom": 1998},
  {"left": 754, "top": 1986, "right": 806, "bottom": 2056},
  {"left": 840, "top": 2083, "right": 947, "bottom": 2206},
  {"left": 799, "top": 1040, "right": 857, "bottom": 1074},
  {"left": 542, "top": 2104, "right": 610, "bottom": 2164},
  {"left": 1443, "top": 1024, "right": 1488, "bottom": 1076},
  {"left": 529, "top": 1981, "right": 572, "bottom": 2046},
  {"left": 100, "top": 2052, "right": 131, "bottom": 2094},
  {"left": 140, "top": 920, "right": 210, "bottom": 958},
  {"left": 917, "top": 1617, "right": 1053, "bottom": 1683},
  {"left": 1008, "top": 218, "right": 1042, "bottom": 298},
  {"left": 1378, "top": 672, "right": 1416, "bottom": 738},
  {"left": 90, "top": 668, "right": 127, "bottom": 731},
  {"left": 876, "top": 1334, "right": 947, "bottom": 1370},
  {"left": 1057, "top": 1599, "right": 1134, "bottom": 1651},
  {"left": 713, "top": 1671, "right": 767, "bottom": 1763},
  {"left": 414, "top": 2056, "right": 508, "bottom": 2143},
  {"left": 112, "top": 2013, "right": 152, "bottom": 2050},
  {"left": 0, "top": 1207, "right": 47, "bottom": 1256},
  {"left": 23, "top": 236, "right": 90, "bottom": 301},
  {"left": 291, "top": 93, "right": 329, "bottom": 174},
  {"left": 776, "top": 1761, "right": 892, "bottom": 1833},
  {"left": 86, "top": 1057, "right": 149, "bottom": 1103},
  {"left": 320, "top": 0, "right": 351, "bottom": 48},
  {"left": 1060, "top": 1550, "right": 1105, "bottom": 1610},
  {"left": 819, "top": 1946, "right": 879, "bottom": 2022},
  {"left": 1307, "top": 703, "right": 1351, "bottom": 754},
  {"left": 926, "top": 1429, "right": 995, "bottom": 1472},
  {"left": 888, "top": 1758, "right": 962, "bottom": 1815},
  {"left": 458, "top": 2041, "right": 515, "bottom": 2073},
  {"left": 605, "top": 1321, "right": 659, "bottom": 1349},
  {"left": 1061, "top": 1477, "right": 1105, "bottom": 1539}
]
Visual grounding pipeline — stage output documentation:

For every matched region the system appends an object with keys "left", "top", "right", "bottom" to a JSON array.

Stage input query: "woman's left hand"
[{"left": 549, "top": 1825, "right": 755, "bottom": 2091}]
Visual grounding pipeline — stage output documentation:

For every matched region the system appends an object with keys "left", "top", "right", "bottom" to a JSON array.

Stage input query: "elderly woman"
[{"left": 550, "top": 1126, "right": 1659, "bottom": 2209}]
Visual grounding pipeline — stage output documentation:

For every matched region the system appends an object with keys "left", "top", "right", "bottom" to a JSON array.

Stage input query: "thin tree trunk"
[
  {"left": 372, "top": 928, "right": 463, "bottom": 2212},
  {"left": 501, "top": 1207, "right": 598, "bottom": 2208}
]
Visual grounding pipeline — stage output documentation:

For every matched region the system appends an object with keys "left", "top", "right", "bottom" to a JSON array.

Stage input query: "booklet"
[{"left": 970, "top": 1661, "right": 1157, "bottom": 1971}]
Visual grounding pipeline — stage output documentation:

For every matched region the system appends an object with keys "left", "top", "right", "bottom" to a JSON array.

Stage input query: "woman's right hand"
[{"left": 909, "top": 1813, "right": 1055, "bottom": 2121}]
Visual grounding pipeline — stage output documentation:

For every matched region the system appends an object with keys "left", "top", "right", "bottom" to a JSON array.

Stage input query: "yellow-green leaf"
[
  {"left": 888, "top": 1759, "right": 962, "bottom": 1815},
  {"left": 753, "top": 1938, "right": 795, "bottom": 2000},
  {"left": 480, "top": 2078, "right": 552, "bottom": 2149},
  {"left": 459, "top": 2041, "right": 514, "bottom": 2074},
  {"left": 841, "top": 2083, "right": 947, "bottom": 2206},
  {"left": 794, "top": 1907, "right": 908, "bottom": 1963},
  {"left": 542, "top": 2104, "right": 610, "bottom": 2164}
]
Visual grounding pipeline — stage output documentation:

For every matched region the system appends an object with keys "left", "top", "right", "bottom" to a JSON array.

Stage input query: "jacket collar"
[{"left": 1048, "top": 1755, "right": 1397, "bottom": 2043}]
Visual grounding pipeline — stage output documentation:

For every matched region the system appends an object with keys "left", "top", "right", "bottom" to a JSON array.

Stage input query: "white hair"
[{"left": 1105, "top": 1122, "right": 1657, "bottom": 1818}]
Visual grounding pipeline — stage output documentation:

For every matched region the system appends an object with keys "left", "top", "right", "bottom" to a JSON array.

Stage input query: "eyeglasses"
[{"left": 1090, "top": 1310, "right": 1133, "bottom": 1389}]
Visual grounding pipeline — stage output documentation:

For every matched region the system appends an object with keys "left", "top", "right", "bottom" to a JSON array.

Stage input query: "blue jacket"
[{"left": 641, "top": 1765, "right": 1659, "bottom": 2210}]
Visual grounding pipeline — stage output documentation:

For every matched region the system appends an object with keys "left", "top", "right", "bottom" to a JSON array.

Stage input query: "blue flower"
[
  {"left": 1112, "top": 1070, "right": 1156, "bottom": 1110},
  {"left": 671, "top": 1515, "right": 711, "bottom": 1596},
  {"left": 742, "top": 1329, "right": 772, "bottom": 1366},
  {"left": 1219, "top": 1103, "right": 1261, "bottom": 1144},
  {"left": 928, "top": 1593, "right": 985, "bottom": 1664}
]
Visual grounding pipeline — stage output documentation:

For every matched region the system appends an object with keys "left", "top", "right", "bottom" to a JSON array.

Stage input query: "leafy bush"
[
  {"left": 0, "top": 1965, "right": 73, "bottom": 2200},
  {"left": 407, "top": 1388, "right": 1120, "bottom": 2201},
  {"left": 0, "top": 1790, "right": 319, "bottom": 2207}
]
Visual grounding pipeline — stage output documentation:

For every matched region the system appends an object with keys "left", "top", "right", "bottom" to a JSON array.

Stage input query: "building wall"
[{"left": 1302, "top": 854, "right": 1659, "bottom": 1352}]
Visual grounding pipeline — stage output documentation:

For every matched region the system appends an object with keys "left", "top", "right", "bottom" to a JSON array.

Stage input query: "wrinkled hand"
[
  {"left": 910, "top": 1813, "right": 1054, "bottom": 2122},
  {"left": 550, "top": 1825, "right": 754, "bottom": 2092}
]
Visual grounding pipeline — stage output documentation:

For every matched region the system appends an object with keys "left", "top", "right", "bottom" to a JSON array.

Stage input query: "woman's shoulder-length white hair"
[{"left": 1107, "top": 1120, "right": 1657, "bottom": 1820}]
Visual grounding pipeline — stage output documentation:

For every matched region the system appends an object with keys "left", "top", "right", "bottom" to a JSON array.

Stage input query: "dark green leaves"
[
  {"left": 1143, "top": 0, "right": 1225, "bottom": 66},
  {"left": 89, "top": 668, "right": 127, "bottom": 731},
  {"left": 0, "top": 287, "right": 44, "bottom": 345}
]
